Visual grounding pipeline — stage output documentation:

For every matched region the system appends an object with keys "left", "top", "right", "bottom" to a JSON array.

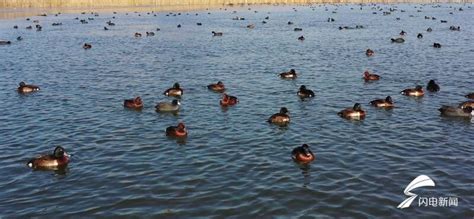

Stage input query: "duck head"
[
  {"left": 280, "top": 107, "right": 289, "bottom": 114},
  {"left": 415, "top": 85, "right": 423, "bottom": 91},
  {"left": 53, "top": 146, "right": 69, "bottom": 158},
  {"left": 301, "top": 144, "right": 312, "bottom": 157},
  {"left": 172, "top": 99, "right": 181, "bottom": 106},
  {"left": 363, "top": 71, "right": 370, "bottom": 77},
  {"left": 173, "top": 83, "right": 180, "bottom": 89},
  {"left": 428, "top": 80, "right": 436, "bottom": 86},
  {"left": 177, "top": 122, "right": 186, "bottom": 130},
  {"left": 299, "top": 85, "right": 307, "bottom": 91},
  {"left": 385, "top": 96, "right": 393, "bottom": 103},
  {"left": 290, "top": 69, "right": 296, "bottom": 74},
  {"left": 217, "top": 81, "right": 223, "bottom": 85},
  {"left": 353, "top": 103, "right": 362, "bottom": 111},
  {"left": 134, "top": 97, "right": 142, "bottom": 104},
  {"left": 19, "top": 81, "right": 26, "bottom": 86}
]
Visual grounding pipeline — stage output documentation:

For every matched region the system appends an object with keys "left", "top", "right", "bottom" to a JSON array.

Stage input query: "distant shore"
[{"left": 0, "top": 0, "right": 470, "bottom": 19}]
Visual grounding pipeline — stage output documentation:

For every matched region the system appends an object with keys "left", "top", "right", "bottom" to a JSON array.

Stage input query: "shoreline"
[{"left": 0, "top": 1, "right": 471, "bottom": 20}]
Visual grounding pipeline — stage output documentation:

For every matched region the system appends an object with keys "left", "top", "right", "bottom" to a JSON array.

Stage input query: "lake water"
[{"left": 0, "top": 3, "right": 473, "bottom": 217}]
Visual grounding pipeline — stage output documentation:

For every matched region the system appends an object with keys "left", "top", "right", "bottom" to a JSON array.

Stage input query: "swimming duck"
[
  {"left": 338, "top": 103, "right": 366, "bottom": 120},
  {"left": 280, "top": 69, "right": 297, "bottom": 79},
  {"left": 426, "top": 80, "right": 440, "bottom": 92},
  {"left": 363, "top": 70, "right": 380, "bottom": 81},
  {"left": 196, "top": 22, "right": 202, "bottom": 26},
  {"left": 298, "top": 36, "right": 305, "bottom": 41},
  {"left": 391, "top": 38, "right": 405, "bottom": 43},
  {"left": 291, "top": 144, "right": 315, "bottom": 164},
  {"left": 124, "top": 96, "right": 143, "bottom": 109},
  {"left": 83, "top": 43, "right": 92, "bottom": 49},
  {"left": 417, "top": 33, "right": 423, "bottom": 38},
  {"left": 401, "top": 85, "right": 424, "bottom": 97},
  {"left": 220, "top": 93, "right": 238, "bottom": 107},
  {"left": 399, "top": 30, "right": 406, "bottom": 35},
  {"left": 439, "top": 106, "right": 473, "bottom": 118},
  {"left": 465, "top": 93, "right": 474, "bottom": 99},
  {"left": 370, "top": 96, "right": 394, "bottom": 108},
  {"left": 17, "top": 36, "right": 23, "bottom": 41},
  {"left": 459, "top": 101, "right": 474, "bottom": 109},
  {"left": 104, "top": 26, "right": 109, "bottom": 30},
  {"left": 134, "top": 32, "right": 142, "bottom": 37},
  {"left": 27, "top": 146, "right": 70, "bottom": 169},
  {"left": 268, "top": 107, "right": 290, "bottom": 126},
  {"left": 433, "top": 43, "right": 441, "bottom": 48},
  {"left": 207, "top": 81, "right": 225, "bottom": 92},
  {"left": 177, "top": 24, "right": 181, "bottom": 28},
  {"left": 247, "top": 24, "right": 255, "bottom": 29},
  {"left": 294, "top": 28, "right": 303, "bottom": 31},
  {"left": 163, "top": 83, "right": 183, "bottom": 97},
  {"left": 155, "top": 99, "right": 180, "bottom": 112},
  {"left": 288, "top": 21, "right": 293, "bottom": 25},
  {"left": 366, "top": 49, "right": 374, "bottom": 57},
  {"left": 297, "top": 85, "right": 315, "bottom": 98},
  {"left": 166, "top": 122, "right": 188, "bottom": 138},
  {"left": 18, "top": 82, "right": 40, "bottom": 93},
  {"left": 146, "top": 32, "right": 155, "bottom": 36},
  {"left": 0, "top": 40, "right": 11, "bottom": 45},
  {"left": 427, "top": 27, "right": 432, "bottom": 32},
  {"left": 212, "top": 31, "right": 223, "bottom": 36}
]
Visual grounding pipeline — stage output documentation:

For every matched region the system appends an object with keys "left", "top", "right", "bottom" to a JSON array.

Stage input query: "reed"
[{"left": 0, "top": 0, "right": 469, "bottom": 9}]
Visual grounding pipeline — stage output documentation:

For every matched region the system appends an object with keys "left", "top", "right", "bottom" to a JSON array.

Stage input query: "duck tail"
[{"left": 27, "top": 160, "right": 34, "bottom": 168}]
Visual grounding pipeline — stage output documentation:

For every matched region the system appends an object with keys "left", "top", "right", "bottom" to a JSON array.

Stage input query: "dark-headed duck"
[
  {"left": 207, "top": 81, "right": 225, "bottom": 92},
  {"left": 439, "top": 106, "right": 473, "bottom": 118},
  {"left": 298, "top": 35, "right": 305, "bottom": 41},
  {"left": 166, "top": 122, "right": 188, "bottom": 138},
  {"left": 212, "top": 31, "right": 223, "bottom": 36},
  {"left": 164, "top": 83, "right": 183, "bottom": 97},
  {"left": 156, "top": 99, "right": 180, "bottom": 112},
  {"left": 124, "top": 96, "right": 143, "bottom": 109},
  {"left": 83, "top": 43, "right": 92, "bottom": 49},
  {"left": 27, "top": 146, "right": 70, "bottom": 169},
  {"left": 391, "top": 38, "right": 405, "bottom": 43},
  {"left": 426, "top": 80, "right": 440, "bottom": 92},
  {"left": 370, "top": 96, "right": 394, "bottom": 108},
  {"left": 417, "top": 33, "right": 423, "bottom": 38},
  {"left": 134, "top": 32, "right": 142, "bottom": 37},
  {"left": 291, "top": 144, "right": 315, "bottom": 164},
  {"left": 366, "top": 49, "right": 374, "bottom": 57},
  {"left": 433, "top": 43, "right": 441, "bottom": 48},
  {"left": 220, "top": 93, "right": 238, "bottom": 107},
  {"left": 338, "top": 103, "right": 366, "bottom": 120},
  {"left": 0, "top": 40, "right": 12, "bottom": 45},
  {"left": 363, "top": 70, "right": 380, "bottom": 81},
  {"left": 268, "top": 107, "right": 290, "bottom": 126},
  {"left": 297, "top": 85, "right": 315, "bottom": 98},
  {"left": 401, "top": 85, "right": 424, "bottom": 97},
  {"left": 18, "top": 82, "right": 40, "bottom": 93},
  {"left": 280, "top": 69, "right": 297, "bottom": 79}
]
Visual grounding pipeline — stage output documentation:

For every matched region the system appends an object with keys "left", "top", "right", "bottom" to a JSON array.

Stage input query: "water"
[{"left": 0, "top": 4, "right": 473, "bottom": 217}]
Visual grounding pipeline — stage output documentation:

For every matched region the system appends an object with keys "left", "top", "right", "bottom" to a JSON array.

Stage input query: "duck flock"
[{"left": 2, "top": 3, "right": 473, "bottom": 171}]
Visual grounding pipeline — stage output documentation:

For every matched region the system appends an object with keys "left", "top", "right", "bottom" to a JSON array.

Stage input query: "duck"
[
  {"left": 17, "top": 36, "right": 23, "bottom": 41},
  {"left": 27, "top": 146, "right": 70, "bottom": 169},
  {"left": 0, "top": 40, "right": 11, "bottom": 45},
  {"left": 298, "top": 36, "right": 305, "bottom": 41},
  {"left": 297, "top": 85, "right": 315, "bottom": 98},
  {"left": 338, "top": 103, "right": 366, "bottom": 120},
  {"left": 124, "top": 96, "right": 143, "bottom": 109},
  {"left": 104, "top": 26, "right": 109, "bottom": 30},
  {"left": 401, "top": 85, "right": 424, "bottom": 97},
  {"left": 83, "top": 43, "right": 92, "bottom": 49},
  {"left": 291, "top": 144, "right": 315, "bottom": 164},
  {"left": 207, "top": 81, "right": 225, "bottom": 92},
  {"left": 391, "top": 38, "right": 405, "bottom": 43},
  {"left": 166, "top": 122, "right": 188, "bottom": 138},
  {"left": 155, "top": 99, "right": 180, "bottom": 112},
  {"left": 212, "top": 31, "right": 223, "bottom": 36},
  {"left": 465, "top": 93, "right": 474, "bottom": 99},
  {"left": 134, "top": 32, "right": 142, "bottom": 37},
  {"left": 146, "top": 32, "right": 155, "bottom": 36},
  {"left": 247, "top": 24, "right": 255, "bottom": 29},
  {"left": 287, "top": 21, "right": 294, "bottom": 25},
  {"left": 196, "top": 22, "right": 202, "bottom": 26},
  {"left": 427, "top": 27, "right": 432, "bottom": 32},
  {"left": 268, "top": 107, "right": 290, "bottom": 126},
  {"left": 18, "top": 82, "right": 40, "bottom": 93},
  {"left": 294, "top": 27, "right": 303, "bottom": 31},
  {"left": 417, "top": 33, "right": 423, "bottom": 38},
  {"left": 433, "top": 43, "right": 441, "bottom": 48},
  {"left": 163, "top": 83, "right": 183, "bottom": 97},
  {"left": 177, "top": 24, "right": 181, "bottom": 28},
  {"left": 399, "top": 30, "right": 406, "bottom": 35},
  {"left": 370, "top": 96, "right": 394, "bottom": 108},
  {"left": 439, "top": 106, "right": 473, "bottom": 118},
  {"left": 426, "top": 80, "right": 440, "bottom": 92},
  {"left": 220, "top": 93, "right": 238, "bottom": 107},
  {"left": 363, "top": 70, "right": 380, "bottom": 81},
  {"left": 459, "top": 101, "right": 474, "bottom": 109},
  {"left": 366, "top": 49, "right": 374, "bottom": 57},
  {"left": 280, "top": 69, "right": 297, "bottom": 79}
]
